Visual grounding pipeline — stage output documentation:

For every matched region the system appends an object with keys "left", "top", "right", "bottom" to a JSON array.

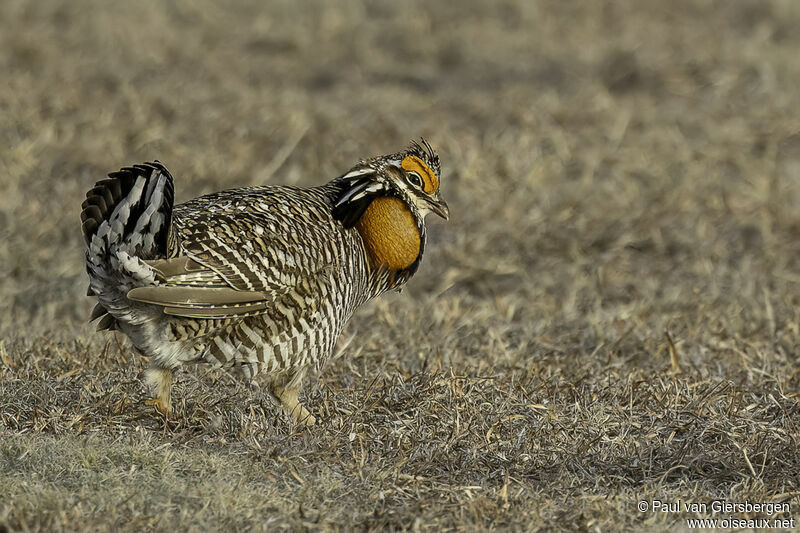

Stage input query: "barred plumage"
[{"left": 81, "top": 141, "right": 448, "bottom": 425}]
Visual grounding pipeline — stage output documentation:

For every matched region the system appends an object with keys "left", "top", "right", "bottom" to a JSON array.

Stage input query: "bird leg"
[
  {"left": 145, "top": 367, "right": 173, "bottom": 417},
  {"left": 271, "top": 370, "right": 315, "bottom": 426}
]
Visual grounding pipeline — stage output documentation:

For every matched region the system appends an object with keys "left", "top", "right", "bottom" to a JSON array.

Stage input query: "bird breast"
[{"left": 355, "top": 197, "right": 421, "bottom": 271}]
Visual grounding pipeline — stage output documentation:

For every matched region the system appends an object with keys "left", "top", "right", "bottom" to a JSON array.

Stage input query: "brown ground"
[{"left": 2, "top": 1, "right": 800, "bottom": 531}]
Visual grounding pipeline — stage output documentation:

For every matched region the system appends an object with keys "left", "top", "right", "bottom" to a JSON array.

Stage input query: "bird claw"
[
  {"left": 145, "top": 397, "right": 171, "bottom": 417},
  {"left": 290, "top": 404, "right": 317, "bottom": 426}
]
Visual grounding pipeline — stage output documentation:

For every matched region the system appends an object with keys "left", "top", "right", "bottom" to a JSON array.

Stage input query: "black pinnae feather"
[{"left": 332, "top": 179, "right": 381, "bottom": 228}]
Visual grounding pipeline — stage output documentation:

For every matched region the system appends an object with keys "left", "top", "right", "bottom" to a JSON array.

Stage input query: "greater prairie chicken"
[{"left": 81, "top": 140, "right": 448, "bottom": 425}]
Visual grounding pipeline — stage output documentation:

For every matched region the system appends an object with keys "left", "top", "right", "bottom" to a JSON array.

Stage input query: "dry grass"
[{"left": 2, "top": 0, "right": 800, "bottom": 530}]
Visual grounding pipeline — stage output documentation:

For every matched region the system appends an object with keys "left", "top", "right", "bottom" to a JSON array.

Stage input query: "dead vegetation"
[{"left": 2, "top": 0, "right": 800, "bottom": 530}]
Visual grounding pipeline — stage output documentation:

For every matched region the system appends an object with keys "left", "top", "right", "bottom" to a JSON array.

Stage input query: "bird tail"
[{"left": 81, "top": 161, "right": 175, "bottom": 329}]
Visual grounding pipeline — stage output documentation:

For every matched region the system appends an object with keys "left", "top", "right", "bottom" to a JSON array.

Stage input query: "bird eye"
[{"left": 406, "top": 171, "right": 423, "bottom": 188}]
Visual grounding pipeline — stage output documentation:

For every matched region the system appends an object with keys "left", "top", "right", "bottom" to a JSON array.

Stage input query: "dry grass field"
[{"left": 2, "top": 0, "right": 800, "bottom": 530}]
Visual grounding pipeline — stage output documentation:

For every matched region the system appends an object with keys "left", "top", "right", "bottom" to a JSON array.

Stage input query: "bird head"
[{"left": 332, "top": 139, "right": 449, "bottom": 228}]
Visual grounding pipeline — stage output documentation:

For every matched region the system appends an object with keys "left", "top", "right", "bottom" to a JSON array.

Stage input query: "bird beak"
[{"left": 428, "top": 196, "right": 450, "bottom": 220}]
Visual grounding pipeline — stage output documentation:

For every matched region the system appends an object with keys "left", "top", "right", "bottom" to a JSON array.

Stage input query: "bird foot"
[
  {"left": 288, "top": 403, "right": 316, "bottom": 426},
  {"left": 145, "top": 396, "right": 171, "bottom": 417},
  {"left": 144, "top": 367, "right": 173, "bottom": 418},
  {"left": 272, "top": 383, "right": 316, "bottom": 426}
]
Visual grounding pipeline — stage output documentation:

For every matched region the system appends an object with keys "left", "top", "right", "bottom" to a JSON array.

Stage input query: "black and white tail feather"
[{"left": 81, "top": 162, "right": 175, "bottom": 331}]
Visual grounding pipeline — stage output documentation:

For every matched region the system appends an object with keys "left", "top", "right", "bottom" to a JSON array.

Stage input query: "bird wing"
[{"left": 127, "top": 210, "right": 336, "bottom": 319}]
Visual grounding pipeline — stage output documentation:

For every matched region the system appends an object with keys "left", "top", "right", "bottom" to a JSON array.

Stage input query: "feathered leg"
[
  {"left": 271, "top": 368, "right": 315, "bottom": 426},
  {"left": 145, "top": 367, "right": 173, "bottom": 416}
]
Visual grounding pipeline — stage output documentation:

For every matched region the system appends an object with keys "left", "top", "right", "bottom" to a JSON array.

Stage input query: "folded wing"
[{"left": 127, "top": 211, "right": 333, "bottom": 319}]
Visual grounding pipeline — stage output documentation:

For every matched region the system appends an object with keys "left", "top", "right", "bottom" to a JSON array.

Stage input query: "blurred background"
[
  {"left": 2, "top": 1, "right": 800, "bottom": 529},
  {"left": 3, "top": 0, "right": 800, "bottom": 349}
]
